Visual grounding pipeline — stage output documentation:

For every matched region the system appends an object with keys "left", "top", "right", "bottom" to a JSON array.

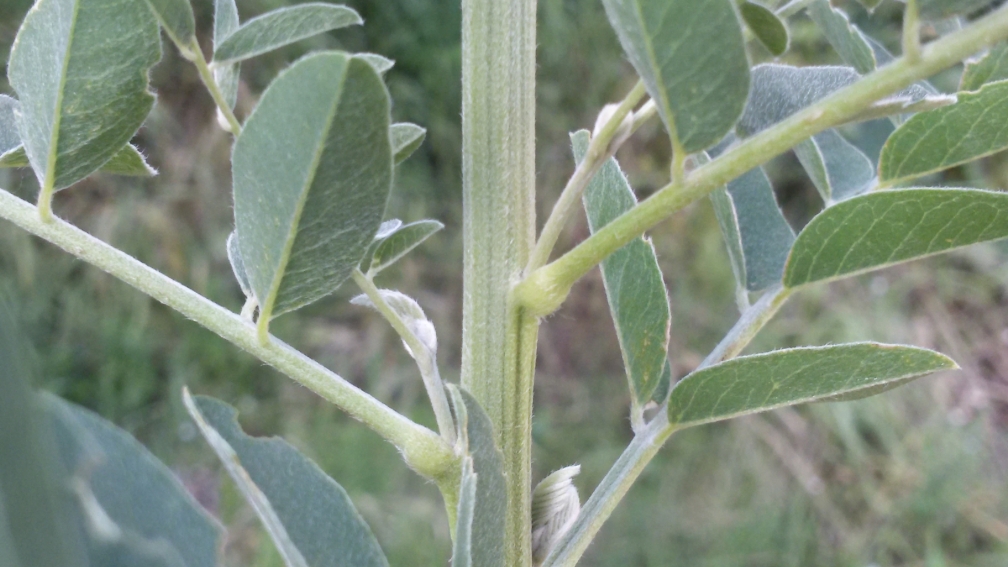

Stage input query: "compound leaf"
[
  {"left": 232, "top": 52, "right": 392, "bottom": 327},
  {"left": 741, "top": 1, "right": 789, "bottom": 56},
  {"left": 668, "top": 343, "right": 956, "bottom": 428},
  {"left": 794, "top": 129, "right": 875, "bottom": 203},
  {"left": 961, "top": 44, "right": 1008, "bottom": 91},
  {"left": 574, "top": 130, "right": 670, "bottom": 405},
  {"left": 710, "top": 165, "right": 795, "bottom": 292},
  {"left": 213, "top": 3, "right": 362, "bottom": 65},
  {"left": 7, "top": 0, "right": 161, "bottom": 193},
  {"left": 213, "top": 0, "right": 241, "bottom": 109},
  {"left": 784, "top": 188, "right": 1008, "bottom": 288},
  {"left": 446, "top": 386, "right": 506, "bottom": 567},
  {"left": 184, "top": 392, "right": 388, "bottom": 567},
  {"left": 880, "top": 81, "right": 1008, "bottom": 184},
  {"left": 601, "top": 0, "right": 750, "bottom": 152},
  {"left": 143, "top": 0, "right": 196, "bottom": 48},
  {"left": 390, "top": 123, "right": 426, "bottom": 164},
  {"left": 807, "top": 0, "right": 876, "bottom": 74},
  {"left": 362, "top": 219, "right": 443, "bottom": 275}
]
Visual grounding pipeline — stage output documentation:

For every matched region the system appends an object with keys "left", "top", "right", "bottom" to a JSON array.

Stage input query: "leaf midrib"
[
  {"left": 42, "top": 0, "right": 80, "bottom": 194},
  {"left": 259, "top": 58, "right": 350, "bottom": 323}
]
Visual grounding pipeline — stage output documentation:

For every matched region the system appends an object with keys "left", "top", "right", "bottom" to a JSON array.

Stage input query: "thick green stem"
[
  {"left": 0, "top": 188, "right": 456, "bottom": 480},
  {"left": 461, "top": 0, "right": 538, "bottom": 564},
  {"left": 526, "top": 81, "right": 646, "bottom": 272},
  {"left": 515, "top": 5, "right": 1008, "bottom": 317}
]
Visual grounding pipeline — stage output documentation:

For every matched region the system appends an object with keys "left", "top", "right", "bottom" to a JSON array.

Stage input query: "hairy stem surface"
[
  {"left": 461, "top": 0, "right": 538, "bottom": 564},
  {"left": 0, "top": 188, "right": 455, "bottom": 480}
]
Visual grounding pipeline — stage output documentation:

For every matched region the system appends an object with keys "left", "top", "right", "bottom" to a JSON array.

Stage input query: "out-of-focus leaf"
[
  {"left": 213, "top": 3, "right": 362, "bottom": 64},
  {"left": 446, "top": 386, "right": 506, "bottom": 567},
  {"left": 668, "top": 343, "right": 956, "bottom": 428},
  {"left": 0, "top": 95, "right": 20, "bottom": 158},
  {"left": 794, "top": 129, "right": 875, "bottom": 203},
  {"left": 784, "top": 188, "right": 1008, "bottom": 288},
  {"left": 213, "top": 0, "right": 241, "bottom": 109},
  {"left": 807, "top": 0, "right": 876, "bottom": 74},
  {"left": 357, "top": 53, "right": 394, "bottom": 76},
  {"left": 574, "top": 130, "right": 671, "bottom": 405},
  {"left": 232, "top": 52, "right": 392, "bottom": 327},
  {"left": 0, "top": 147, "right": 29, "bottom": 168},
  {"left": 7, "top": 0, "right": 161, "bottom": 192},
  {"left": 914, "top": 0, "right": 998, "bottom": 20},
  {"left": 855, "top": 0, "right": 885, "bottom": 11},
  {"left": 227, "top": 232, "right": 253, "bottom": 298},
  {"left": 961, "top": 44, "right": 1008, "bottom": 91},
  {"left": 0, "top": 301, "right": 87, "bottom": 567},
  {"left": 390, "top": 123, "right": 426, "bottom": 164},
  {"left": 738, "top": 64, "right": 931, "bottom": 136},
  {"left": 184, "top": 391, "right": 389, "bottom": 567},
  {"left": 362, "top": 219, "right": 443, "bottom": 275},
  {"left": 600, "top": 0, "right": 750, "bottom": 152},
  {"left": 741, "top": 1, "right": 789, "bottom": 56},
  {"left": 880, "top": 81, "right": 1008, "bottom": 184},
  {"left": 42, "top": 394, "right": 222, "bottom": 567},
  {"left": 143, "top": 0, "right": 196, "bottom": 48},
  {"left": 710, "top": 165, "right": 795, "bottom": 292}
]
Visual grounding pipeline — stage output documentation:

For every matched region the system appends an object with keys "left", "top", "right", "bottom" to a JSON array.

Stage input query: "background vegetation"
[{"left": 1, "top": 0, "right": 1007, "bottom": 565}]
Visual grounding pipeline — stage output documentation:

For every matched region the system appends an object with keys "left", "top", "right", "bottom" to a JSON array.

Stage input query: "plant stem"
[
  {"left": 351, "top": 269, "right": 455, "bottom": 443},
  {"left": 903, "top": 0, "right": 922, "bottom": 62},
  {"left": 526, "top": 81, "right": 646, "bottom": 272},
  {"left": 542, "top": 286, "right": 794, "bottom": 567},
  {"left": 0, "top": 188, "right": 456, "bottom": 480},
  {"left": 461, "top": 0, "right": 538, "bottom": 564},
  {"left": 190, "top": 40, "right": 242, "bottom": 136},
  {"left": 515, "top": 4, "right": 1008, "bottom": 317}
]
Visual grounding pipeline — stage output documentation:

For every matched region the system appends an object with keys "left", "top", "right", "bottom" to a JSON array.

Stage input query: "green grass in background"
[{"left": 1, "top": 0, "right": 1007, "bottom": 565}]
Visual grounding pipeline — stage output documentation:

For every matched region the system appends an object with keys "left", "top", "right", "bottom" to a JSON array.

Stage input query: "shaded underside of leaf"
[
  {"left": 880, "top": 80, "right": 1008, "bottom": 184},
  {"left": 0, "top": 95, "right": 20, "bottom": 156},
  {"left": 794, "top": 129, "right": 875, "bottom": 204},
  {"left": 668, "top": 343, "right": 956, "bottom": 427},
  {"left": 0, "top": 144, "right": 155, "bottom": 177},
  {"left": 41, "top": 394, "right": 222, "bottom": 567},
  {"left": 961, "top": 44, "right": 1008, "bottom": 91},
  {"left": 741, "top": 1, "right": 789, "bottom": 56},
  {"left": 213, "top": 0, "right": 241, "bottom": 109},
  {"left": 447, "top": 387, "right": 506, "bottom": 567},
  {"left": 185, "top": 393, "right": 389, "bottom": 567},
  {"left": 357, "top": 53, "right": 394, "bottom": 76},
  {"left": 601, "top": 0, "right": 750, "bottom": 152},
  {"left": 232, "top": 51, "right": 393, "bottom": 320},
  {"left": 366, "top": 219, "right": 443, "bottom": 274},
  {"left": 213, "top": 3, "right": 362, "bottom": 64},
  {"left": 574, "top": 130, "right": 671, "bottom": 405},
  {"left": 7, "top": 0, "right": 161, "bottom": 191},
  {"left": 711, "top": 165, "right": 795, "bottom": 292},
  {"left": 784, "top": 188, "right": 1008, "bottom": 288},
  {"left": 807, "top": 0, "right": 876, "bottom": 74},
  {"left": 451, "top": 457, "right": 477, "bottom": 567},
  {"left": 227, "top": 232, "right": 253, "bottom": 298},
  {"left": 390, "top": 122, "right": 426, "bottom": 164}
]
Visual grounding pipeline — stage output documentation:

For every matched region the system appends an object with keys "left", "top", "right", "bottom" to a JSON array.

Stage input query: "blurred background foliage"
[{"left": 2, "top": 0, "right": 1008, "bottom": 565}]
